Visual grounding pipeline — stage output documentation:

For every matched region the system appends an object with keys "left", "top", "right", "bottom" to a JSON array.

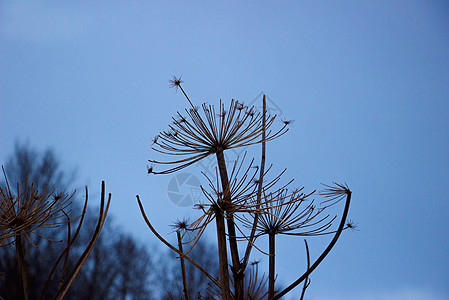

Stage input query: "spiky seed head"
[{"left": 168, "top": 75, "right": 183, "bottom": 91}]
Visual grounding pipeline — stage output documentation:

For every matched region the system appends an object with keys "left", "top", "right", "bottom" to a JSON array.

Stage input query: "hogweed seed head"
[
  {"left": 345, "top": 219, "right": 359, "bottom": 232},
  {"left": 319, "top": 182, "right": 351, "bottom": 207},
  {"left": 238, "top": 188, "right": 336, "bottom": 237},
  {"left": 149, "top": 93, "right": 288, "bottom": 174},
  {"left": 168, "top": 75, "right": 183, "bottom": 92},
  {"left": 170, "top": 218, "right": 190, "bottom": 232},
  {"left": 0, "top": 167, "right": 74, "bottom": 247}
]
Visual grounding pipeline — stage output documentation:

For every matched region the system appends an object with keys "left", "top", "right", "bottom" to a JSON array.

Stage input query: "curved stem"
[
  {"left": 40, "top": 188, "right": 89, "bottom": 300},
  {"left": 136, "top": 195, "right": 221, "bottom": 289},
  {"left": 299, "top": 240, "right": 311, "bottom": 300},
  {"left": 55, "top": 181, "right": 111, "bottom": 300},
  {"left": 273, "top": 191, "right": 351, "bottom": 299}
]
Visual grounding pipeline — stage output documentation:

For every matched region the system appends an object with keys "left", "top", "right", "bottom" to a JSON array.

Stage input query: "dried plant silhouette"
[
  {"left": 137, "top": 77, "right": 355, "bottom": 299},
  {"left": 0, "top": 144, "right": 156, "bottom": 299},
  {"left": 0, "top": 165, "right": 111, "bottom": 300}
]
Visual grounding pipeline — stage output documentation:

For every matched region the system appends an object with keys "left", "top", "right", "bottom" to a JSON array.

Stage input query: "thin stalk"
[
  {"left": 273, "top": 191, "right": 352, "bottom": 299},
  {"left": 58, "top": 211, "right": 72, "bottom": 291},
  {"left": 178, "top": 84, "right": 196, "bottom": 110},
  {"left": 216, "top": 150, "right": 244, "bottom": 299},
  {"left": 15, "top": 234, "right": 29, "bottom": 300},
  {"left": 54, "top": 181, "right": 112, "bottom": 300},
  {"left": 299, "top": 239, "right": 311, "bottom": 300},
  {"left": 215, "top": 208, "right": 232, "bottom": 300},
  {"left": 177, "top": 230, "right": 190, "bottom": 300},
  {"left": 40, "top": 189, "right": 89, "bottom": 300},
  {"left": 243, "top": 94, "right": 267, "bottom": 268},
  {"left": 136, "top": 195, "right": 220, "bottom": 288},
  {"left": 268, "top": 232, "right": 275, "bottom": 300}
]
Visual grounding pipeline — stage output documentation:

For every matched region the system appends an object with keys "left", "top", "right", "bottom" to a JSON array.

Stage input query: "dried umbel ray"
[
  {"left": 236, "top": 187, "right": 338, "bottom": 299},
  {"left": 0, "top": 166, "right": 74, "bottom": 247},
  {"left": 242, "top": 262, "right": 270, "bottom": 300},
  {"left": 208, "top": 260, "right": 270, "bottom": 300},
  {"left": 148, "top": 77, "right": 288, "bottom": 174},
  {"left": 200, "top": 152, "right": 288, "bottom": 206},
  {"left": 240, "top": 188, "right": 336, "bottom": 237},
  {"left": 178, "top": 154, "right": 290, "bottom": 255}
]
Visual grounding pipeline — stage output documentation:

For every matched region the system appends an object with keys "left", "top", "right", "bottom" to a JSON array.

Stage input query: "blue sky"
[{"left": 1, "top": 1, "right": 449, "bottom": 299}]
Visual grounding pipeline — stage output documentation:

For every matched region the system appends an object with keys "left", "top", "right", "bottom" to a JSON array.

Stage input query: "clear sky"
[{"left": 1, "top": 1, "right": 449, "bottom": 299}]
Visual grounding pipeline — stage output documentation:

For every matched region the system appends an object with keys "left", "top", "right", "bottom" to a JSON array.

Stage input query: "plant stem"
[
  {"left": 243, "top": 94, "right": 267, "bottom": 269},
  {"left": 136, "top": 195, "right": 220, "bottom": 288},
  {"left": 216, "top": 150, "right": 244, "bottom": 299},
  {"left": 273, "top": 191, "right": 352, "bottom": 299},
  {"left": 268, "top": 232, "right": 275, "bottom": 300},
  {"left": 215, "top": 208, "right": 232, "bottom": 300},
  {"left": 15, "top": 234, "right": 29, "bottom": 300},
  {"left": 299, "top": 239, "right": 311, "bottom": 300},
  {"left": 177, "top": 231, "right": 189, "bottom": 300}
]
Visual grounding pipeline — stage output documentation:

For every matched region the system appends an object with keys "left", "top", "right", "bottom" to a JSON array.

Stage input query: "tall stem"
[
  {"left": 15, "top": 234, "right": 29, "bottom": 300},
  {"left": 268, "top": 232, "right": 276, "bottom": 300},
  {"left": 215, "top": 208, "right": 232, "bottom": 300},
  {"left": 216, "top": 150, "right": 244, "bottom": 299},
  {"left": 177, "top": 231, "right": 190, "bottom": 300},
  {"left": 243, "top": 94, "right": 267, "bottom": 269}
]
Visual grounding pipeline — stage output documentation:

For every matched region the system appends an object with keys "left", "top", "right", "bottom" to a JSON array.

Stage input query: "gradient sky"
[{"left": 1, "top": 1, "right": 448, "bottom": 299}]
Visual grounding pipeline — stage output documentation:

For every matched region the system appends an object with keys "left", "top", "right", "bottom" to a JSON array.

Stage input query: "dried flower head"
[
  {"left": 240, "top": 188, "right": 335, "bottom": 237},
  {"left": 182, "top": 158, "right": 290, "bottom": 252},
  {"left": 0, "top": 167, "right": 74, "bottom": 247},
  {"left": 319, "top": 182, "right": 351, "bottom": 207},
  {"left": 151, "top": 135, "right": 159, "bottom": 145},
  {"left": 146, "top": 164, "right": 154, "bottom": 175},
  {"left": 200, "top": 154, "right": 290, "bottom": 216},
  {"left": 345, "top": 219, "right": 359, "bottom": 232},
  {"left": 148, "top": 79, "right": 288, "bottom": 174},
  {"left": 243, "top": 261, "right": 269, "bottom": 299},
  {"left": 236, "top": 101, "right": 246, "bottom": 111},
  {"left": 281, "top": 118, "right": 295, "bottom": 125},
  {"left": 208, "top": 258, "right": 270, "bottom": 300},
  {"left": 170, "top": 218, "right": 190, "bottom": 232},
  {"left": 168, "top": 75, "right": 184, "bottom": 91}
]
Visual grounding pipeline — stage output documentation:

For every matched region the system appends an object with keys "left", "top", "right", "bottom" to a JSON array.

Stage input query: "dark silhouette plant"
[
  {"left": 137, "top": 77, "right": 355, "bottom": 299},
  {"left": 0, "top": 165, "right": 111, "bottom": 300},
  {"left": 1, "top": 144, "right": 158, "bottom": 299}
]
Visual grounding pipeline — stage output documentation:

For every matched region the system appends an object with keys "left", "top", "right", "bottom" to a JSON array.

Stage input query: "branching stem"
[{"left": 216, "top": 150, "right": 243, "bottom": 299}]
